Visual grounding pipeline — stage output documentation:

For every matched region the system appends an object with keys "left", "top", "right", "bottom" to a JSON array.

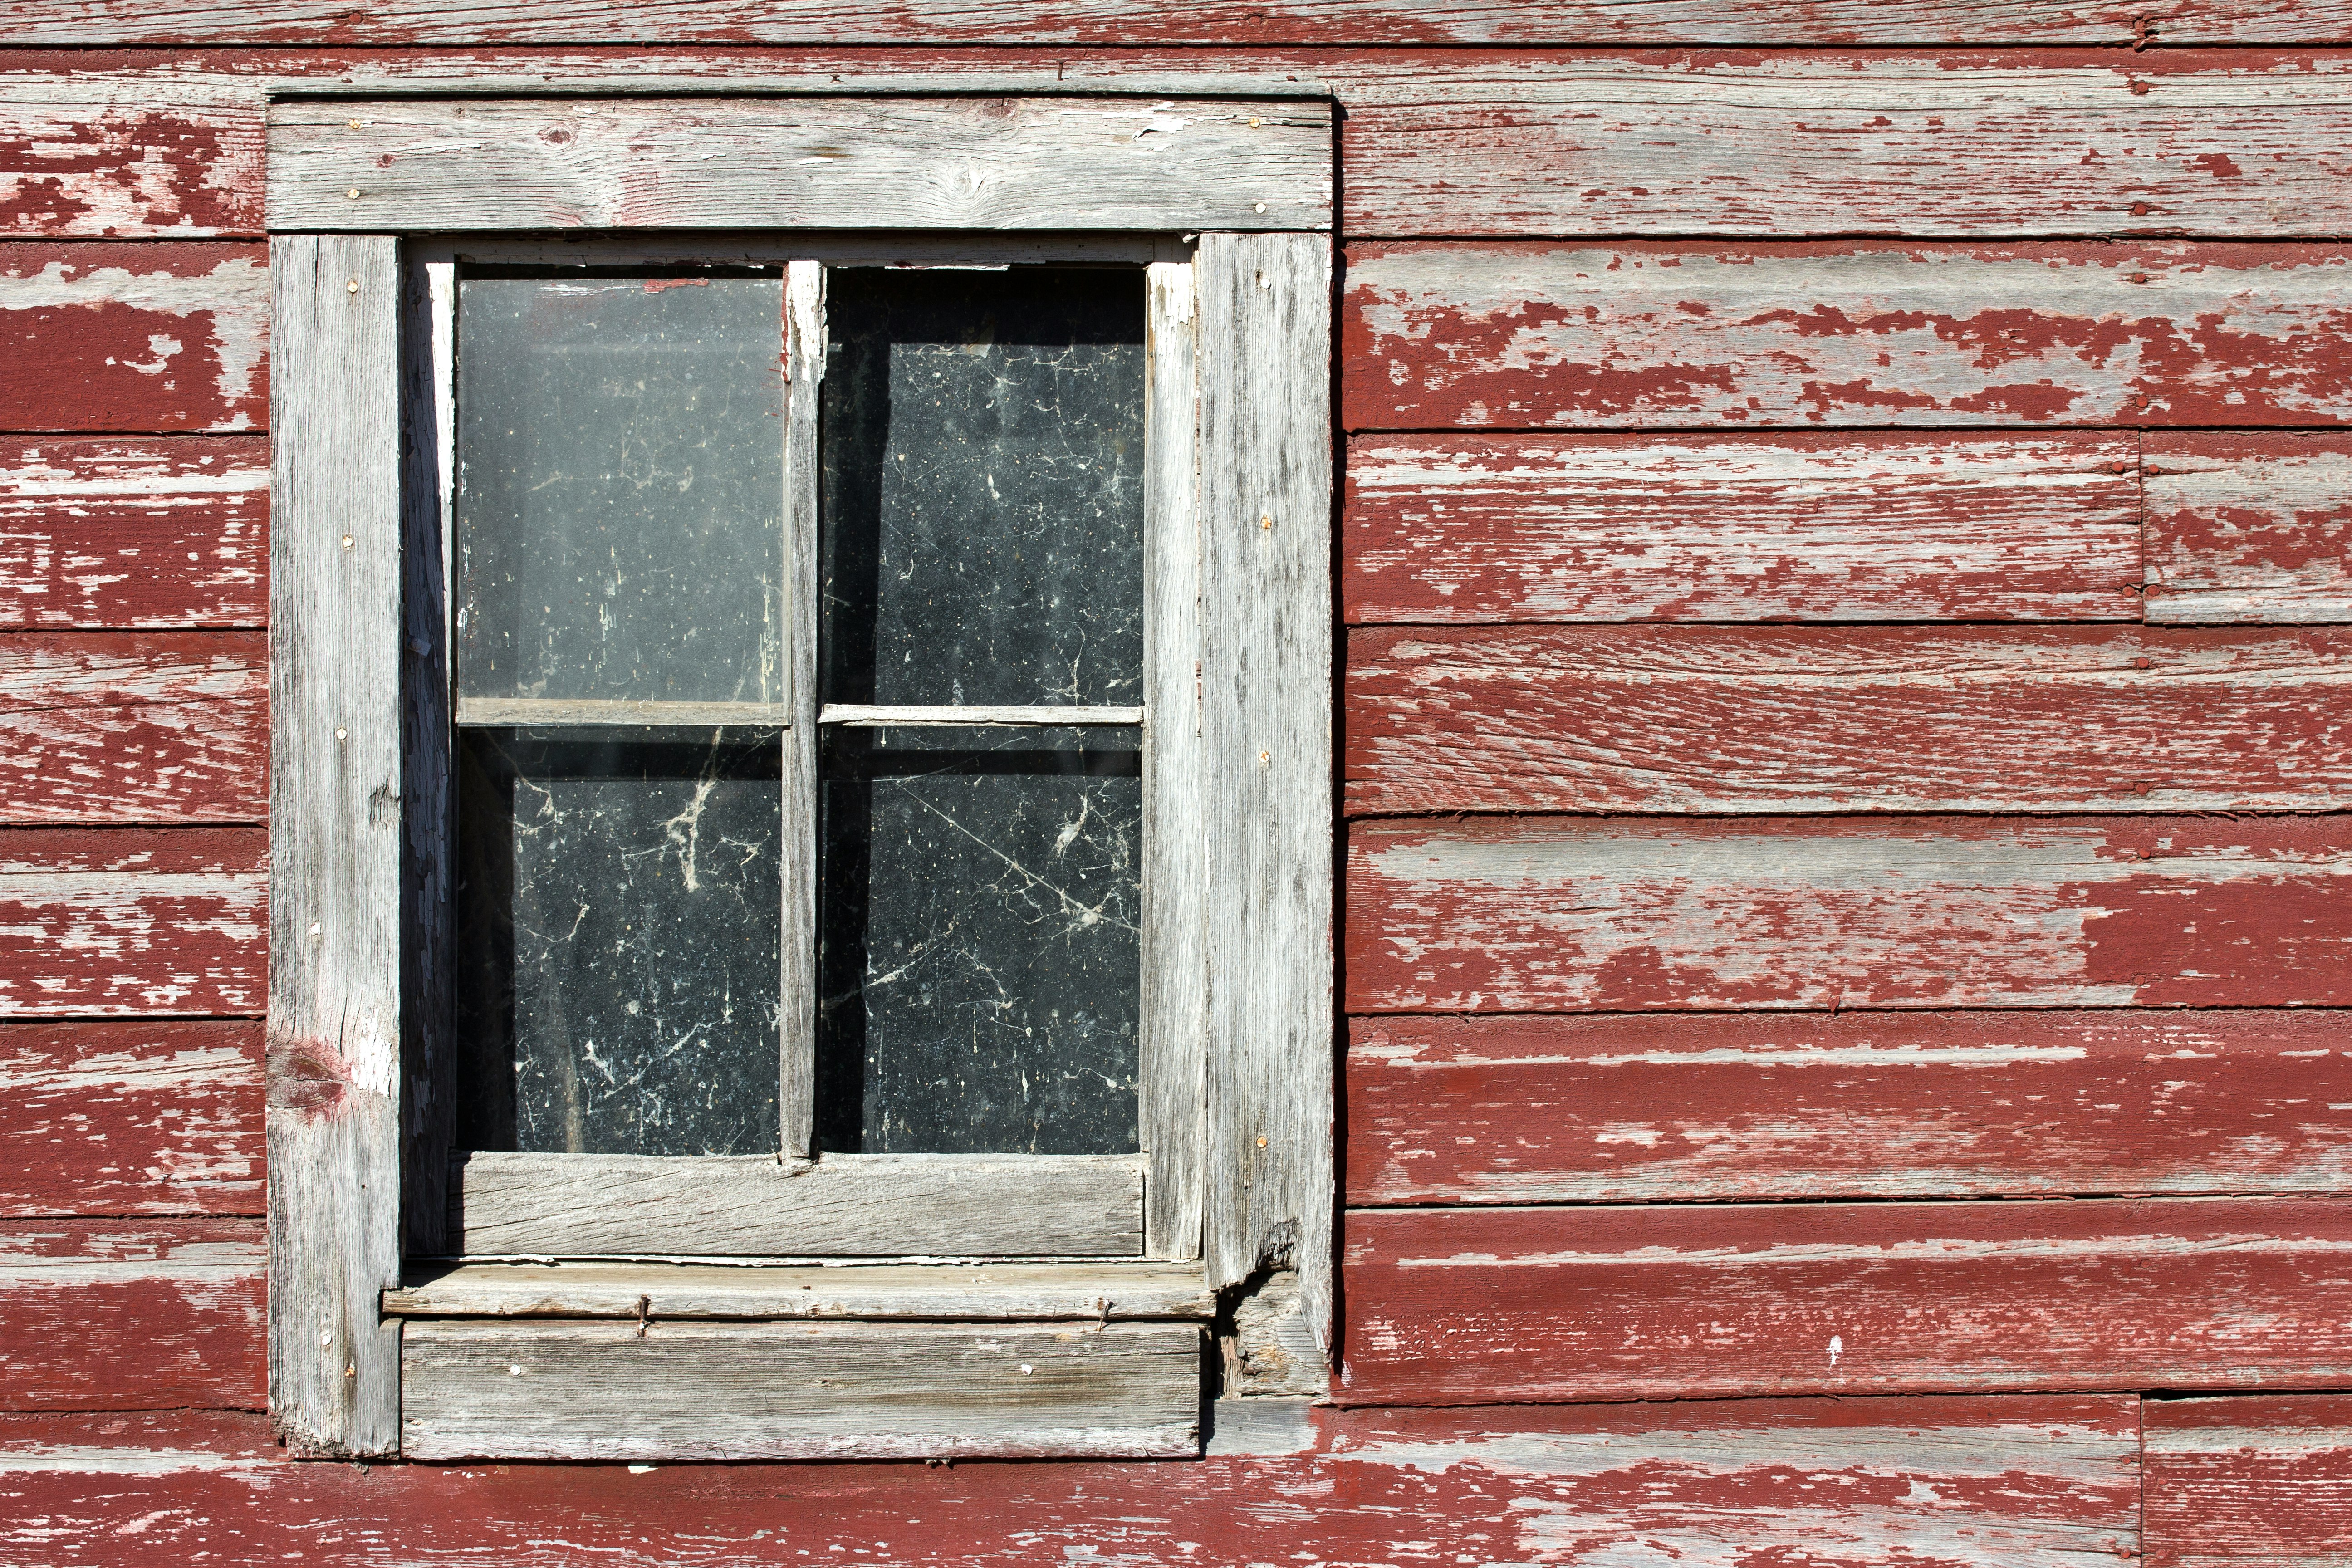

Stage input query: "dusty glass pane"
[
  {"left": 815, "top": 725, "right": 1141, "bottom": 1154},
  {"left": 820, "top": 268, "right": 1145, "bottom": 710},
  {"left": 456, "top": 274, "right": 786, "bottom": 706},
  {"left": 455, "top": 727, "right": 783, "bottom": 1156}
]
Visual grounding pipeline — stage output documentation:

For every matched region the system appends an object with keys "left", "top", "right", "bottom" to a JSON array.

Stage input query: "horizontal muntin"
[
  {"left": 456, "top": 697, "right": 789, "bottom": 727},
  {"left": 819, "top": 704, "right": 1143, "bottom": 727}
]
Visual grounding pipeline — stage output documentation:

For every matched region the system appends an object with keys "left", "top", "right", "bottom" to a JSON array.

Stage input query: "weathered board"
[
  {"left": 0, "top": 1220, "right": 263, "bottom": 1409},
  {"left": 1340, "top": 55, "right": 2352, "bottom": 237},
  {"left": 0, "top": 438, "right": 267, "bottom": 629},
  {"left": 1343, "top": 241, "right": 2352, "bottom": 430},
  {"left": 401, "top": 1320, "right": 1203, "bottom": 1461},
  {"left": 0, "top": 1396, "right": 2138, "bottom": 1565},
  {"left": 2144, "top": 1395, "right": 2352, "bottom": 1566},
  {"left": 1345, "top": 433, "right": 2143, "bottom": 624},
  {"left": 2146, "top": 433, "right": 2352, "bottom": 625},
  {"left": 0, "top": 632, "right": 265, "bottom": 824},
  {"left": 0, "top": 79, "right": 261, "bottom": 237},
  {"left": 0, "top": 1021, "right": 261, "bottom": 1218},
  {"left": 0, "top": 828, "right": 264, "bottom": 1017},
  {"left": 0, "top": 245, "right": 266, "bottom": 428},
  {"left": 9, "top": 0, "right": 2351, "bottom": 44},
  {"left": 268, "top": 98, "right": 1332, "bottom": 232},
  {"left": 1348, "top": 815, "right": 2352, "bottom": 1012},
  {"left": 1344, "top": 1199, "right": 2352, "bottom": 1404},
  {"left": 449, "top": 1152, "right": 1145, "bottom": 1259},
  {"left": 1344, "top": 626, "right": 2352, "bottom": 815},
  {"left": 387, "top": 1261, "right": 1215, "bottom": 1320},
  {"left": 1347, "top": 1010, "right": 2352, "bottom": 1205}
]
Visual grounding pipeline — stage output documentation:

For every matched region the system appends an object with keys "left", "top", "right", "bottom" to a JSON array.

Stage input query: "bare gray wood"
[
  {"left": 385, "top": 1259, "right": 1215, "bottom": 1320},
  {"left": 401, "top": 1318, "right": 1200, "bottom": 1460},
  {"left": 1195, "top": 233, "right": 1335, "bottom": 1360},
  {"left": 448, "top": 1151, "right": 1145, "bottom": 1257},
  {"left": 1225, "top": 1269, "right": 1327, "bottom": 1397},
  {"left": 455, "top": 697, "right": 790, "bottom": 727},
  {"left": 1140, "top": 255, "right": 1206, "bottom": 1264},
  {"left": 818, "top": 703, "right": 1144, "bottom": 727},
  {"left": 267, "top": 98, "right": 1332, "bottom": 234},
  {"left": 266, "top": 233, "right": 406, "bottom": 1459},
  {"left": 779, "top": 260, "right": 823, "bottom": 1158}
]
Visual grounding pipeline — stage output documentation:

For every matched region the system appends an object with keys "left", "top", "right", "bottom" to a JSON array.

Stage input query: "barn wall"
[{"left": 4, "top": 16, "right": 2352, "bottom": 1564}]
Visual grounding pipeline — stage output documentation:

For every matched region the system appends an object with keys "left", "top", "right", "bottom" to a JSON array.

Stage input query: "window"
[{"left": 265, "top": 97, "right": 1333, "bottom": 1460}]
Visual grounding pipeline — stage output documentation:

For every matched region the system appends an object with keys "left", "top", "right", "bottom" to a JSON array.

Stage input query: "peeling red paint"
[
  {"left": 0, "top": 1220, "right": 262, "bottom": 1410},
  {"left": 0, "top": 244, "right": 268, "bottom": 428},
  {"left": 0, "top": 827, "right": 265, "bottom": 1018}
]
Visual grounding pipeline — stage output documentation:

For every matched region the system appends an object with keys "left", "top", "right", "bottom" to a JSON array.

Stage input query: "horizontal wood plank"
[
  {"left": 450, "top": 1152, "right": 1144, "bottom": 1258},
  {"left": 0, "top": 1021, "right": 260, "bottom": 1217},
  {"left": 401, "top": 1319, "right": 1201, "bottom": 1460},
  {"left": 0, "top": 828, "right": 265, "bottom": 1018},
  {"left": 0, "top": 632, "right": 265, "bottom": 824},
  {"left": 0, "top": 439, "right": 266, "bottom": 629},
  {"left": 8, "top": 0, "right": 2350, "bottom": 44},
  {"left": 1344, "top": 241, "right": 2352, "bottom": 430},
  {"left": 387, "top": 1260, "right": 1214, "bottom": 1320},
  {"left": 1346, "top": 626, "right": 2352, "bottom": 815},
  {"left": 0, "top": 1219, "right": 262, "bottom": 1410},
  {"left": 1341, "top": 55, "right": 2352, "bottom": 237},
  {"left": 2144, "top": 1395, "right": 2352, "bottom": 1566},
  {"left": 268, "top": 97, "right": 1331, "bottom": 232},
  {"left": 0, "top": 245, "right": 266, "bottom": 429},
  {"left": 1348, "top": 815, "right": 2352, "bottom": 1012},
  {"left": 0, "top": 1396, "right": 2136, "bottom": 1564},
  {"left": 1344, "top": 1198, "right": 2352, "bottom": 1404},
  {"left": 2146, "top": 433, "right": 2352, "bottom": 625},
  {"left": 1345, "top": 433, "right": 2143, "bottom": 623},
  {"left": 1348, "top": 1010, "right": 2352, "bottom": 1205}
]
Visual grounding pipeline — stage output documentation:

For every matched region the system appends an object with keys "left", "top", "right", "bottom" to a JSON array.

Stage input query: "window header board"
[{"left": 266, "top": 97, "right": 1334, "bottom": 233}]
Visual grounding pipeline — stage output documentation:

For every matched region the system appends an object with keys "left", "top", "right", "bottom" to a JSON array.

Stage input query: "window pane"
[
  {"left": 456, "top": 275, "right": 786, "bottom": 706},
  {"left": 456, "top": 727, "right": 783, "bottom": 1156},
  {"left": 820, "top": 269, "right": 1145, "bottom": 710},
  {"left": 816, "top": 725, "right": 1140, "bottom": 1154}
]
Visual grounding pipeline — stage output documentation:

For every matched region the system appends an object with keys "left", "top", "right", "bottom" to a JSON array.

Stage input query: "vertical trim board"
[
  {"left": 1198, "top": 231, "right": 1334, "bottom": 1357},
  {"left": 265, "top": 233, "right": 403, "bottom": 1458}
]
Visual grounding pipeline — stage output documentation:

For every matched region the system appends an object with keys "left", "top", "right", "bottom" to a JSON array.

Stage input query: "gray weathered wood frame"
[{"left": 268, "top": 94, "right": 1333, "bottom": 1461}]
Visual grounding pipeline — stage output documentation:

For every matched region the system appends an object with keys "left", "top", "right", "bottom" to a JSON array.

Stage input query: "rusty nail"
[{"left": 2134, "top": 657, "right": 2151, "bottom": 669}]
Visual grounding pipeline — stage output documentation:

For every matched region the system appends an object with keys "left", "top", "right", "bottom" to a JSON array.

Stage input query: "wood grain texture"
[
  {"left": 0, "top": 1220, "right": 262, "bottom": 1409},
  {"left": 1344, "top": 241, "right": 2352, "bottom": 431},
  {"left": 1141, "top": 254, "right": 1205, "bottom": 1263},
  {"left": 1197, "top": 232, "right": 1335, "bottom": 1351},
  {"left": 778, "top": 259, "right": 820, "bottom": 1159},
  {"left": 1344, "top": 1198, "right": 2352, "bottom": 1404},
  {"left": 0, "top": 827, "right": 264, "bottom": 1018},
  {"left": 264, "top": 235, "right": 401, "bottom": 1458},
  {"left": 450, "top": 1152, "right": 1146, "bottom": 1258},
  {"left": 1348, "top": 1010, "right": 2352, "bottom": 1205},
  {"left": 0, "top": 1397, "right": 2139, "bottom": 1567},
  {"left": 387, "top": 1260, "right": 1215, "bottom": 1320},
  {"left": 268, "top": 98, "right": 1332, "bottom": 232},
  {"left": 0, "top": 438, "right": 266, "bottom": 630},
  {"left": 0, "top": 632, "right": 265, "bottom": 824},
  {"left": 7, "top": 0, "right": 2349, "bottom": 44},
  {"left": 2145, "top": 1396, "right": 2352, "bottom": 1566},
  {"left": 0, "top": 1021, "right": 260, "bottom": 1217},
  {"left": 1346, "top": 433, "right": 2143, "bottom": 624},
  {"left": 2146, "top": 433, "right": 2352, "bottom": 625},
  {"left": 1345, "top": 626, "right": 2352, "bottom": 815},
  {"left": 1348, "top": 815, "right": 2352, "bottom": 1013},
  {"left": 0, "top": 245, "right": 265, "bottom": 428},
  {"left": 401, "top": 1320, "right": 1202, "bottom": 1461},
  {"left": 1341, "top": 54, "right": 2352, "bottom": 238}
]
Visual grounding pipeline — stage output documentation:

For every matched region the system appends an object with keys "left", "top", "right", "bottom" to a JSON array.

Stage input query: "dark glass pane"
[
  {"left": 816, "top": 726, "right": 1140, "bottom": 1154},
  {"left": 456, "top": 275, "right": 786, "bottom": 706},
  {"left": 820, "top": 269, "right": 1145, "bottom": 710},
  {"left": 456, "top": 727, "right": 783, "bottom": 1156}
]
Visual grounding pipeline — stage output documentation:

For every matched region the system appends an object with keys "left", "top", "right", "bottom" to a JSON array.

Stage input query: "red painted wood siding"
[{"left": 0, "top": 28, "right": 2347, "bottom": 1562}]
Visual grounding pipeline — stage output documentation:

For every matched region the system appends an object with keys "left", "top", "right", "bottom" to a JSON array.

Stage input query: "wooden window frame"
[{"left": 265, "top": 95, "right": 1334, "bottom": 1461}]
